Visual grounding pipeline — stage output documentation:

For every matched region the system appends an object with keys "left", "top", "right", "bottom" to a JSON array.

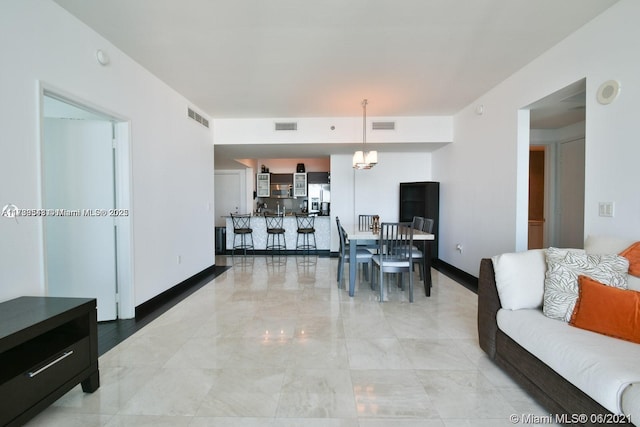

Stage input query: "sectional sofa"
[{"left": 478, "top": 236, "right": 640, "bottom": 425}]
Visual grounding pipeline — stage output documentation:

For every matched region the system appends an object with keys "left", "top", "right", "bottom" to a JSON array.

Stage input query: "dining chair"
[
  {"left": 230, "top": 213, "right": 254, "bottom": 255},
  {"left": 406, "top": 216, "right": 435, "bottom": 295},
  {"left": 358, "top": 214, "right": 376, "bottom": 231},
  {"left": 372, "top": 222, "right": 415, "bottom": 302},
  {"left": 409, "top": 216, "right": 427, "bottom": 282},
  {"left": 422, "top": 218, "right": 434, "bottom": 296},
  {"left": 336, "top": 217, "right": 373, "bottom": 289},
  {"left": 358, "top": 214, "right": 380, "bottom": 253},
  {"left": 412, "top": 216, "right": 425, "bottom": 233}
]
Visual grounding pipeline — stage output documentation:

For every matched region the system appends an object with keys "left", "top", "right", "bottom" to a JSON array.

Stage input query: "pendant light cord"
[{"left": 362, "top": 99, "right": 368, "bottom": 146}]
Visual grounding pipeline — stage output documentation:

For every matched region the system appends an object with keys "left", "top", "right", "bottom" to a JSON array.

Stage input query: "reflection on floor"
[
  {"left": 97, "top": 265, "right": 230, "bottom": 356},
  {"left": 27, "top": 254, "right": 553, "bottom": 426}
]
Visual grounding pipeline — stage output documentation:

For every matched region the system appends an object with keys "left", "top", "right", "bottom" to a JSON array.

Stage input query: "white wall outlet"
[
  {"left": 455, "top": 243, "right": 463, "bottom": 253},
  {"left": 598, "top": 202, "right": 614, "bottom": 217}
]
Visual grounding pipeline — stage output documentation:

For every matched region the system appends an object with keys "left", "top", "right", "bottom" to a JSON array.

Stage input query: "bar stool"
[
  {"left": 265, "top": 213, "right": 286, "bottom": 254},
  {"left": 230, "top": 213, "right": 254, "bottom": 255},
  {"left": 295, "top": 213, "right": 316, "bottom": 254}
]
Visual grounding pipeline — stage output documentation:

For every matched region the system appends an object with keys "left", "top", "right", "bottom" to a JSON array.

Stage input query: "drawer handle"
[{"left": 26, "top": 350, "right": 74, "bottom": 378}]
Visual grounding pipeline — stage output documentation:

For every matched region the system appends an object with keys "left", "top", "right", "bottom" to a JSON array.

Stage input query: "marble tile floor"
[{"left": 26, "top": 254, "right": 556, "bottom": 427}]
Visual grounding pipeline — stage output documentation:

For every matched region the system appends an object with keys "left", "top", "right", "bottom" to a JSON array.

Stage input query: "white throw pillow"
[
  {"left": 491, "top": 249, "right": 546, "bottom": 310},
  {"left": 543, "top": 247, "right": 629, "bottom": 322}
]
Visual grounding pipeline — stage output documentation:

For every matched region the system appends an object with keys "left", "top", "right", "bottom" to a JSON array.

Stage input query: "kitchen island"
[{"left": 224, "top": 214, "right": 331, "bottom": 253}]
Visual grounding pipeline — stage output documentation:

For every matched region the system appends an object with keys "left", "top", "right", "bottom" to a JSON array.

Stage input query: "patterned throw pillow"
[{"left": 543, "top": 247, "right": 629, "bottom": 322}]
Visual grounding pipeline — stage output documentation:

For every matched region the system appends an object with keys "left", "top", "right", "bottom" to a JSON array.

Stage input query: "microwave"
[{"left": 270, "top": 184, "right": 292, "bottom": 198}]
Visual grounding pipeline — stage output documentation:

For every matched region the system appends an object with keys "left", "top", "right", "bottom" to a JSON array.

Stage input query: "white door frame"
[{"left": 38, "top": 83, "right": 135, "bottom": 319}]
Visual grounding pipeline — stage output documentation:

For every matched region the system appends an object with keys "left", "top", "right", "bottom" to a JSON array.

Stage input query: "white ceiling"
[{"left": 53, "top": 0, "right": 613, "bottom": 166}]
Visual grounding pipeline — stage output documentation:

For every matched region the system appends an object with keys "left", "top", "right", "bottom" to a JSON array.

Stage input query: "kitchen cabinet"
[
  {"left": 293, "top": 173, "right": 307, "bottom": 197},
  {"left": 256, "top": 173, "right": 270, "bottom": 197},
  {"left": 399, "top": 181, "right": 439, "bottom": 261},
  {"left": 307, "top": 172, "right": 330, "bottom": 184},
  {"left": 269, "top": 173, "right": 292, "bottom": 185}
]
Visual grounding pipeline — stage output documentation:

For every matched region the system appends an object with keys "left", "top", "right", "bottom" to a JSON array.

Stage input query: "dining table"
[{"left": 342, "top": 224, "right": 435, "bottom": 297}]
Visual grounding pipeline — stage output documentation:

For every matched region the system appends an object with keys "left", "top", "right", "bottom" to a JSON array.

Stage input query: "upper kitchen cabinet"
[
  {"left": 307, "top": 172, "right": 330, "bottom": 184},
  {"left": 293, "top": 173, "right": 307, "bottom": 197},
  {"left": 256, "top": 173, "right": 270, "bottom": 197}
]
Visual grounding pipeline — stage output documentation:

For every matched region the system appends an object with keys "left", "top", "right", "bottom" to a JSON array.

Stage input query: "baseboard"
[
  {"left": 225, "top": 249, "right": 331, "bottom": 257},
  {"left": 432, "top": 259, "right": 478, "bottom": 294},
  {"left": 135, "top": 264, "right": 230, "bottom": 320}
]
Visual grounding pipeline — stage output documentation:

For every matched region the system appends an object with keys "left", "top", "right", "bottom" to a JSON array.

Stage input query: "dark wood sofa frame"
[{"left": 477, "top": 258, "right": 633, "bottom": 426}]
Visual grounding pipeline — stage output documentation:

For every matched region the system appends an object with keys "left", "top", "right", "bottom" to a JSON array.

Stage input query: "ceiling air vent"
[
  {"left": 372, "top": 121, "right": 395, "bottom": 130},
  {"left": 187, "top": 107, "right": 210, "bottom": 128},
  {"left": 275, "top": 122, "right": 297, "bottom": 131}
]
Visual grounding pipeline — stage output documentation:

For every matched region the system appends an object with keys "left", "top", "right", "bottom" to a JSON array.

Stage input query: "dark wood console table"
[{"left": 0, "top": 296, "right": 100, "bottom": 426}]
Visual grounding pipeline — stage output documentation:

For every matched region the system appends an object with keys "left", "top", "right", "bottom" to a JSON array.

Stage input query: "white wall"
[
  {"left": 434, "top": 0, "right": 640, "bottom": 275},
  {"left": 0, "top": 1, "right": 215, "bottom": 308}
]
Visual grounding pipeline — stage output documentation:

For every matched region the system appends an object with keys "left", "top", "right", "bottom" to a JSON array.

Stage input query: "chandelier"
[{"left": 352, "top": 99, "right": 378, "bottom": 169}]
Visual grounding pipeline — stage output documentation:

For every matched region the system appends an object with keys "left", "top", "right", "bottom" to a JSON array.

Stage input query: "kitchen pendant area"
[
  {"left": 256, "top": 170, "right": 330, "bottom": 217},
  {"left": 215, "top": 157, "right": 332, "bottom": 254}
]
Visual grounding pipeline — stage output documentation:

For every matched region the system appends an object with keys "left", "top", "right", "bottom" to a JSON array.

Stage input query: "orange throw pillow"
[
  {"left": 620, "top": 241, "right": 640, "bottom": 277},
  {"left": 570, "top": 275, "right": 640, "bottom": 344}
]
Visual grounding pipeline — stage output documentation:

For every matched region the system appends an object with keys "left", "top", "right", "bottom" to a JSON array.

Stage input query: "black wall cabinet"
[{"left": 399, "top": 181, "right": 439, "bottom": 261}]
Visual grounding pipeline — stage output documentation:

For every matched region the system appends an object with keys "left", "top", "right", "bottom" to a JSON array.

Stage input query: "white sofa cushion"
[
  {"left": 497, "top": 308, "right": 640, "bottom": 415},
  {"left": 621, "top": 383, "right": 640, "bottom": 424},
  {"left": 491, "top": 249, "right": 546, "bottom": 310},
  {"left": 543, "top": 248, "right": 628, "bottom": 322},
  {"left": 585, "top": 234, "right": 640, "bottom": 291}
]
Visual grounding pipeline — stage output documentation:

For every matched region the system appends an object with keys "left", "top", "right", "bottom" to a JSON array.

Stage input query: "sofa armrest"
[{"left": 478, "top": 258, "right": 501, "bottom": 359}]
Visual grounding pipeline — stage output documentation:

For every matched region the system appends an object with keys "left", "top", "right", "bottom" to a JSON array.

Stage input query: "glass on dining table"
[{"left": 372, "top": 215, "right": 380, "bottom": 232}]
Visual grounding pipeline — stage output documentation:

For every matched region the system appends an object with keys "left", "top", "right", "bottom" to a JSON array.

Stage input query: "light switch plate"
[{"left": 598, "top": 202, "right": 614, "bottom": 217}]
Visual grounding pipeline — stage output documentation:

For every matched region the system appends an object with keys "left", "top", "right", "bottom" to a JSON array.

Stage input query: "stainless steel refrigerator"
[{"left": 307, "top": 183, "right": 330, "bottom": 215}]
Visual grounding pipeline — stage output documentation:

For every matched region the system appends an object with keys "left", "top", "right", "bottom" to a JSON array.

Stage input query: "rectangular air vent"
[
  {"left": 187, "top": 107, "right": 210, "bottom": 128},
  {"left": 372, "top": 121, "right": 395, "bottom": 130},
  {"left": 275, "top": 122, "right": 297, "bottom": 131}
]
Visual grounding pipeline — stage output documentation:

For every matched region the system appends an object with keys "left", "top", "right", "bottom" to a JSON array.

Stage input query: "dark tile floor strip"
[{"left": 97, "top": 265, "right": 230, "bottom": 356}]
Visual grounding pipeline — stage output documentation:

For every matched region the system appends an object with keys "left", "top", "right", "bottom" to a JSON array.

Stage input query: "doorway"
[
  {"left": 214, "top": 170, "right": 247, "bottom": 226},
  {"left": 41, "top": 90, "right": 133, "bottom": 321},
  {"left": 556, "top": 137, "right": 585, "bottom": 248},
  {"left": 527, "top": 79, "right": 586, "bottom": 249},
  {"left": 528, "top": 146, "right": 545, "bottom": 249}
]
